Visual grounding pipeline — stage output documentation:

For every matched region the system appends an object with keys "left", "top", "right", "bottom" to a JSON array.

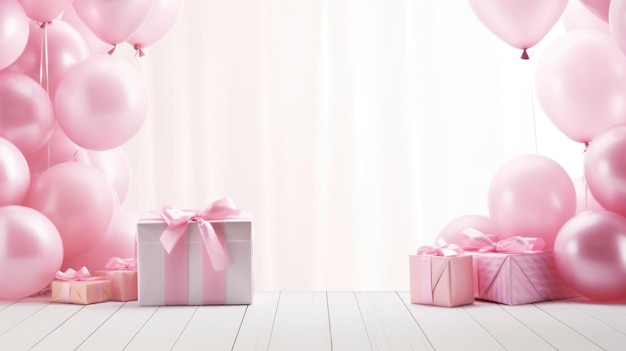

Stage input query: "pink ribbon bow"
[
  {"left": 416, "top": 238, "right": 465, "bottom": 257},
  {"left": 459, "top": 228, "right": 545, "bottom": 253},
  {"left": 55, "top": 267, "right": 100, "bottom": 281},
  {"left": 105, "top": 257, "right": 137, "bottom": 270},
  {"left": 160, "top": 198, "right": 246, "bottom": 271}
]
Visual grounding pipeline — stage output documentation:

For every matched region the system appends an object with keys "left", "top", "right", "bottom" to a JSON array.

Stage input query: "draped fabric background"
[{"left": 120, "top": 0, "right": 581, "bottom": 290}]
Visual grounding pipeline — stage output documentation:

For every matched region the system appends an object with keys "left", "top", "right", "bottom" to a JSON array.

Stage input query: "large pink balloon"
[
  {"left": 584, "top": 124, "right": 626, "bottom": 216},
  {"left": 63, "top": 208, "right": 138, "bottom": 272},
  {"left": 0, "top": 206, "right": 64, "bottom": 299},
  {"left": 580, "top": 0, "right": 611, "bottom": 22},
  {"left": 0, "top": 137, "right": 30, "bottom": 206},
  {"left": 0, "top": 0, "right": 29, "bottom": 70},
  {"left": 0, "top": 71, "right": 54, "bottom": 155},
  {"left": 573, "top": 176, "right": 604, "bottom": 214},
  {"left": 73, "top": 0, "right": 154, "bottom": 45},
  {"left": 535, "top": 30, "right": 626, "bottom": 143},
  {"left": 554, "top": 210, "right": 626, "bottom": 301},
  {"left": 25, "top": 126, "right": 90, "bottom": 177},
  {"left": 17, "top": 0, "right": 74, "bottom": 22},
  {"left": 54, "top": 55, "right": 148, "bottom": 150},
  {"left": 610, "top": 0, "right": 626, "bottom": 55},
  {"left": 437, "top": 214, "right": 500, "bottom": 246},
  {"left": 562, "top": 0, "right": 611, "bottom": 35},
  {"left": 127, "top": 0, "right": 184, "bottom": 50},
  {"left": 25, "top": 162, "right": 116, "bottom": 257},
  {"left": 7, "top": 20, "right": 89, "bottom": 98},
  {"left": 488, "top": 154, "right": 576, "bottom": 249},
  {"left": 62, "top": 4, "right": 110, "bottom": 55},
  {"left": 468, "top": 0, "right": 567, "bottom": 55},
  {"left": 87, "top": 148, "right": 131, "bottom": 204}
]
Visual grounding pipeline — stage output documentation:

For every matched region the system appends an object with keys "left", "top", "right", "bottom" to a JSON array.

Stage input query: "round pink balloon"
[
  {"left": 62, "top": 4, "right": 110, "bottom": 55},
  {"left": 17, "top": 0, "right": 74, "bottom": 22},
  {"left": 73, "top": 0, "right": 154, "bottom": 45},
  {"left": 468, "top": 0, "right": 567, "bottom": 53},
  {"left": 535, "top": 30, "right": 626, "bottom": 143},
  {"left": 554, "top": 210, "right": 626, "bottom": 301},
  {"left": 0, "top": 71, "right": 54, "bottom": 155},
  {"left": 573, "top": 176, "right": 604, "bottom": 214},
  {"left": 25, "top": 126, "right": 90, "bottom": 177},
  {"left": 0, "top": 206, "right": 64, "bottom": 299},
  {"left": 87, "top": 148, "right": 131, "bottom": 204},
  {"left": 437, "top": 214, "right": 500, "bottom": 246},
  {"left": 610, "top": 0, "right": 626, "bottom": 55},
  {"left": 63, "top": 208, "right": 138, "bottom": 272},
  {"left": 584, "top": 124, "right": 626, "bottom": 216},
  {"left": 128, "top": 0, "right": 184, "bottom": 50},
  {"left": 0, "top": 0, "right": 29, "bottom": 70},
  {"left": 561, "top": 0, "right": 611, "bottom": 35},
  {"left": 25, "top": 162, "right": 116, "bottom": 257},
  {"left": 7, "top": 20, "right": 89, "bottom": 98},
  {"left": 488, "top": 154, "right": 576, "bottom": 249},
  {"left": 0, "top": 137, "right": 30, "bottom": 206},
  {"left": 54, "top": 55, "right": 148, "bottom": 150},
  {"left": 580, "top": 0, "right": 610, "bottom": 22}
]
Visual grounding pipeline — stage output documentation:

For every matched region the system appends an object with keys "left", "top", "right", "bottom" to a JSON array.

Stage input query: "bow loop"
[
  {"left": 55, "top": 267, "right": 100, "bottom": 281},
  {"left": 105, "top": 257, "right": 137, "bottom": 270},
  {"left": 459, "top": 228, "right": 545, "bottom": 253},
  {"left": 417, "top": 238, "right": 465, "bottom": 257}
]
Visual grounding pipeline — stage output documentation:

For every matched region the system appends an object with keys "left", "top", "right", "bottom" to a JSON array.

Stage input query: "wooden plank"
[
  {"left": 569, "top": 301, "right": 626, "bottom": 334},
  {"left": 267, "top": 292, "right": 331, "bottom": 351},
  {"left": 463, "top": 301, "right": 554, "bottom": 351},
  {"left": 500, "top": 303, "right": 603, "bottom": 351},
  {"left": 0, "top": 299, "right": 16, "bottom": 312},
  {"left": 536, "top": 301, "right": 626, "bottom": 351},
  {"left": 327, "top": 292, "right": 372, "bottom": 351},
  {"left": 0, "top": 296, "right": 51, "bottom": 336},
  {"left": 30, "top": 301, "right": 124, "bottom": 350},
  {"left": 356, "top": 292, "right": 433, "bottom": 350},
  {"left": 232, "top": 292, "right": 280, "bottom": 351},
  {"left": 172, "top": 305, "right": 247, "bottom": 350},
  {"left": 123, "top": 305, "right": 197, "bottom": 351},
  {"left": 398, "top": 292, "right": 502, "bottom": 351},
  {"left": 75, "top": 301, "right": 158, "bottom": 351},
  {"left": 0, "top": 302, "right": 83, "bottom": 350}
]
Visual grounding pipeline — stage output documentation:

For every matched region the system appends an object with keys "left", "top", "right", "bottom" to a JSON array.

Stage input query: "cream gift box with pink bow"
[
  {"left": 137, "top": 198, "right": 253, "bottom": 306},
  {"left": 51, "top": 267, "right": 112, "bottom": 305}
]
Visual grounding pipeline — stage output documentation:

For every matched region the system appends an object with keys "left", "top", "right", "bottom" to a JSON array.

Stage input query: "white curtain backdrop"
[{"left": 120, "top": 0, "right": 582, "bottom": 291}]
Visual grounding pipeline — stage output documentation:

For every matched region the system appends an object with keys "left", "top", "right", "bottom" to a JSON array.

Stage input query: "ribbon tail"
[
  {"left": 160, "top": 224, "right": 188, "bottom": 254},
  {"left": 198, "top": 220, "right": 229, "bottom": 271}
]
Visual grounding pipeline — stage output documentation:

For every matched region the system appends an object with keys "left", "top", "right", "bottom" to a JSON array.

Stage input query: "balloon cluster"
[
  {"left": 441, "top": 0, "right": 626, "bottom": 302},
  {"left": 0, "top": 0, "right": 183, "bottom": 299}
]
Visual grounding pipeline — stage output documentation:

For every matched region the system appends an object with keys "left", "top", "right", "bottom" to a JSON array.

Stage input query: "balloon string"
[
  {"left": 39, "top": 21, "right": 52, "bottom": 169},
  {"left": 527, "top": 53, "right": 539, "bottom": 154}
]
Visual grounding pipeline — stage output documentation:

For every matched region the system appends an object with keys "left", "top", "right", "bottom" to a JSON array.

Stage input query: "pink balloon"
[
  {"left": 584, "top": 124, "right": 626, "bottom": 216},
  {"left": 0, "top": 0, "right": 29, "bottom": 70},
  {"left": 87, "top": 148, "right": 131, "bottom": 204},
  {"left": 535, "top": 30, "right": 626, "bottom": 143},
  {"left": 73, "top": 0, "right": 154, "bottom": 45},
  {"left": 0, "top": 71, "right": 54, "bottom": 155},
  {"left": 573, "top": 176, "right": 604, "bottom": 214},
  {"left": 488, "top": 154, "right": 576, "bottom": 249},
  {"left": 437, "top": 214, "right": 501, "bottom": 246},
  {"left": 468, "top": 0, "right": 567, "bottom": 56},
  {"left": 54, "top": 55, "right": 148, "bottom": 150},
  {"left": 17, "top": 0, "right": 74, "bottom": 22},
  {"left": 0, "top": 206, "right": 64, "bottom": 299},
  {"left": 7, "top": 20, "right": 89, "bottom": 98},
  {"left": 554, "top": 210, "right": 626, "bottom": 301},
  {"left": 0, "top": 137, "right": 30, "bottom": 206},
  {"left": 62, "top": 3, "right": 110, "bottom": 55},
  {"left": 25, "top": 162, "right": 116, "bottom": 257},
  {"left": 562, "top": 0, "right": 611, "bottom": 35},
  {"left": 63, "top": 208, "right": 138, "bottom": 272},
  {"left": 580, "top": 0, "right": 610, "bottom": 22},
  {"left": 25, "top": 126, "right": 90, "bottom": 177},
  {"left": 127, "top": 0, "right": 184, "bottom": 50},
  {"left": 610, "top": 0, "right": 626, "bottom": 55}
]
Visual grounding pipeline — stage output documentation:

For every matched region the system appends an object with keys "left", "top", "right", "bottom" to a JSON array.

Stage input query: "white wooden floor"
[{"left": 1, "top": 292, "right": 625, "bottom": 350}]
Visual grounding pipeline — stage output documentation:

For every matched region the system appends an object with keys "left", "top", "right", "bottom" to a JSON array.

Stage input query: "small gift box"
[
  {"left": 51, "top": 267, "right": 112, "bottom": 305},
  {"left": 409, "top": 241, "right": 474, "bottom": 307},
  {"left": 95, "top": 257, "right": 138, "bottom": 302},
  {"left": 460, "top": 229, "right": 577, "bottom": 305},
  {"left": 137, "top": 198, "right": 253, "bottom": 306}
]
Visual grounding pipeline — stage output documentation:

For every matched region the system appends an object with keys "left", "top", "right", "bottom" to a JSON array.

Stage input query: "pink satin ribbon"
[
  {"left": 416, "top": 238, "right": 465, "bottom": 257},
  {"left": 160, "top": 198, "right": 246, "bottom": 271},
  {"left": 55, "top": 267, "right": 100, "bottom": 281},
  {"left": 459, "top": 228, "right": 545, "bottom": 252},
  {"left": 105, "top": 257, "right": 137, "bottom": 271}
]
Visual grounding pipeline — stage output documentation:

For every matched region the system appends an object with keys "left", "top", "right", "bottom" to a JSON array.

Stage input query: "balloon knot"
[
  {"left": 134, "top": 44, "right": 146, "bottom": 58},
  {"left": 521, "top": 49, "right": 529, "bottom": 60},
  {"left": 584, "top": 141, "right": 589, "bottom": 153},
  {"left": 39, "top": 21, "right": 52, "bottom": 29},
  {"left": 107, "top": 44, "right": 117, "bottom": 55}
]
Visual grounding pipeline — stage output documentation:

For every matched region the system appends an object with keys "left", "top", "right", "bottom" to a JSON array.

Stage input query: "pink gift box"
[
  {"left": 51, "top": 279, "right": 111, "bottom": 305},
  {"left": 472, "top": 251, "right": 577, "bottom": 305},
  {"left": 409, "top": 254, "right": 474, "bottom": 307},
  {"left": 95, "top": 270, "right": 138, "bottom": 302},
  {"left": 137, "top": 211, "right": 253, "bottom": 306}
]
